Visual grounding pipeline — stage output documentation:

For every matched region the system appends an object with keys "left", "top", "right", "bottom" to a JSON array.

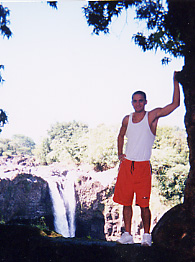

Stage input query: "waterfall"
[{"left": 47, "top": 171, "right": 76, "bottom": 238}]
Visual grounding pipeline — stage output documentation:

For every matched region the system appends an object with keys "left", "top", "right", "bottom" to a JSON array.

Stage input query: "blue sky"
[{"left": 0, "top": 1, "right": 185, "bottom": 143}]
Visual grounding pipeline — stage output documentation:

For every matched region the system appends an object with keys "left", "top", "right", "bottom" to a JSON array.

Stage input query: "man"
[{"left": 113, "top": 71, "right": 180, "bottom": 246}]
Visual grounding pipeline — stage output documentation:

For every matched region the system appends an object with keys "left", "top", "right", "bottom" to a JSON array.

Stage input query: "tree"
[
  {"left": 0, "top": 134, "right": 35, "bottom": 156},
  {"left": 151, "top": 126, "right": 189, "bottom": 206},
  {"left": 88, "top": 124, "right": 118, "bottom": 171},
  {"left": 83, "top": 0, "right": 195, "bottom": 253},
  {"left": 34, "top": 121, "right": 89, "bottom": 165},
  {"left": 11, "top": 134, "right": 36, "bottom": 155},
  {"left": 0, "top": 4, "right": 12, "bottom": 131}
]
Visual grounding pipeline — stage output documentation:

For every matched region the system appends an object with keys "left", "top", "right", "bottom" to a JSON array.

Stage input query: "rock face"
[
  {"left": 0, "top": 173, "right": 53, "bottom": 225},
  {"left": 0, "top": 155, "right": 124, "bottom": 240},
  {"left": 74, "top": 172, "right": 122, "bottom": 240},
  {"left": 0, "top": 155, "right": 167, "bottom": 243}
]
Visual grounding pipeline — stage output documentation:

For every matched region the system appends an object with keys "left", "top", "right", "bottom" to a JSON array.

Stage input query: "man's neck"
[
  {"left": 132, "top": 110, "right": 146, "bottom": 123},
  {"left": 134, "top": 110, "right": 146, "bottom": 116}
]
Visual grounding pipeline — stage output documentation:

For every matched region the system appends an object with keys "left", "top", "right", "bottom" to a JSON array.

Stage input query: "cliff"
[{"left": 0, "top": 155, "right": 166, "bottom": 242}]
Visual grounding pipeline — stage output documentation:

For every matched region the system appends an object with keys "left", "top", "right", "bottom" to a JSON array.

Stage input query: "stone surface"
[{"left": 0, "top": 224, "right": 178, "bottom": 262}]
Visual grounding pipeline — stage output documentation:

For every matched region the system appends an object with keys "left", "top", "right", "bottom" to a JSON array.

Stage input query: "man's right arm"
[
  {"left": 149, "top": 71, "right": 180, "bottom": 134},
  {"left": 118, "top": 115, "right": 129, "bottom": 162}
]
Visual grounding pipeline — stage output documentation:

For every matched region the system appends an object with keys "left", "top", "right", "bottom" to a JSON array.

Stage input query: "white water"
[{"left": 47, "top": 171, "right": 76, "bottom": 237}]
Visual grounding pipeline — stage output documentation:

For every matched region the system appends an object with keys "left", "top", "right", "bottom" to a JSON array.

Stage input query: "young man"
[{"left": 113, "top": 71, "right": 180, "bottom": 246}]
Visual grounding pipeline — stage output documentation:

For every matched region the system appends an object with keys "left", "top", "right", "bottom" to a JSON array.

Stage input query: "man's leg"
[
  {"left": 116, "top": 205, "right": 134, "bottom": 244},
  {"left": 123, "top": 205, "right": 133, "bottom": 234},
  {"left": 140, "top": 207, "right": 151, "bottom": 233}
]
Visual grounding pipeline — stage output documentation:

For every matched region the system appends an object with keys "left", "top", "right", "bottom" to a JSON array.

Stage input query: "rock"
[
  {"left": 0, "top": 173, "right": 54, "bottom": 226},
  {"left": 152, "top": 204, "right": 195, "bottom": 261},
  {"left": 0, "top": 155, "right": 170, "bottom": 243},
  {"left": 0, "top": 224, "right": 179, "bottom": 262}
]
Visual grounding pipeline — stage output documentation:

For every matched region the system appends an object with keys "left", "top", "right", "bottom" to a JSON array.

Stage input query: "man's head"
[
  {"left": 132, "top": 91, "right": 147, "bottom": 101},
  {"left": 132, "top": 91, "right": 147, "bottom": 113}
]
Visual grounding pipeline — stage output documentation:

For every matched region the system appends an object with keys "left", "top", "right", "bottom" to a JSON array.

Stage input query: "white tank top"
[{"left": 125, "top": 112, "right": 155, "bottom": 161}]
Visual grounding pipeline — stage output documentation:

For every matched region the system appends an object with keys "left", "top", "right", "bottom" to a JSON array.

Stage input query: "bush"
[
  {"left": 151, "top": 126, "right": 189, "bottom": 206},
  {"left": 88, "top": 124, "right": 118, "bottom": 171},
  {"left": 0, "top": 135, "right": 35, "bottom": 157}
]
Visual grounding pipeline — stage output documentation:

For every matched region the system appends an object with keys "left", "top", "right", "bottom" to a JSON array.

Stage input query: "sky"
[{"left": 0, "top": 1, "right": 185, "bottom": 143}]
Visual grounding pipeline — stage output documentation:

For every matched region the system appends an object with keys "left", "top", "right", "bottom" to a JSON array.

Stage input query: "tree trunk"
[
  {"left": 180, "top": 55, "right": 195, "bottom": 215},
  {"left": 175, "top": 5, "right": 195, "bottom": 214},
  {"left": 152, "top": 55, "right": 195, "bottom": 259}
]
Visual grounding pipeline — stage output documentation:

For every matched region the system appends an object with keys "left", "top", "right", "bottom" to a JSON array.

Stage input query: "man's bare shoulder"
[
  {"left": 122, "top": 115, "right": 130, "bottom": 126},
  {"left": 148, "top": 108, "right": 161, "bottom": 121}
]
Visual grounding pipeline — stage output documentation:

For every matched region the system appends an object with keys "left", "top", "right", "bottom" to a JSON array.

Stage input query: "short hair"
[{"left": 132, "top": 91, "right": 147, "bottom": 101}]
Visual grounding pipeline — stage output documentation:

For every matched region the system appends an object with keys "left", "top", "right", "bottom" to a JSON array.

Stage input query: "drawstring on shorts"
[{"left": 130, "top": 161, "right": 135, "bottom": 174}]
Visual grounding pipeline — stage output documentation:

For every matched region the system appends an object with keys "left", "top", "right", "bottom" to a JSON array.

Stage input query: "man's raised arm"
[{"left": 150, "top": 71, "right": 180, "bottom": 120}]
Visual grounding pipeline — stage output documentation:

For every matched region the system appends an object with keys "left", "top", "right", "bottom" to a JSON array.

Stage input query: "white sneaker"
[
  {"left": 116, "top": 232, "right": 134, "bottom": 244},
  {"left": 141, "top": 233, "right": 152, "bottom": 246}
]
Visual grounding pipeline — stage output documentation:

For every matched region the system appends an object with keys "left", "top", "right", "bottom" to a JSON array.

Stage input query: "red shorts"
[{"left": 113, "top": 159, "right": 152, "bottom": 208}]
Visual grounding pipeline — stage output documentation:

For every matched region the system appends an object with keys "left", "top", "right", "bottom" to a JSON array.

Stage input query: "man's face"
[{"left": 132, "top": 94, "right": 147, "bottom": 113}]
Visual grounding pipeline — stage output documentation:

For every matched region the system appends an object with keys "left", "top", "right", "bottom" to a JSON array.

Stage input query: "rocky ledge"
[{"left": 0, "top": 224, "right": 178, "bottom": 262}]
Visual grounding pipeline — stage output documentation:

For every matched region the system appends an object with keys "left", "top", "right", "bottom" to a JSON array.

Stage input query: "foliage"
[
  {"left": 47, "top": 1, "right": 57, "bottom": 9},
  {"left": 155, "top": 164, "right": 188, "bottom": 206},
  {"left": 0, "top": 109, "right": 8, "bottom": 132},
  {"left": 31, "top": 216, "right": 62, "bottom": 237},
  {"left": 33, "top": 216, "right": 49, "bottom": 232},
  {"left": 83, "top": 1, "right": 189, "bottom": 63},
  {"left": 34, "top": 121, "right": 89, "bottom": 165},
  {"left": 33, "top": 138, "right": 52, "bottom": 165},
  {"left": 151, "top": 126, "right": 189, "bottom": 206},
  {"left": 0, "top": 4, "right": 12, "bottom": 39},
  {"left": 34, "top": 121, "right": 119, "bottom": 170},
  {"left": 0, "top": 134, "right": 35, "bottom": 156},
  {"left": 0, "top": 3, "right": 12, "bottom": 132},
  {"left": 0, "top": 4, "right": 12, "bottom": 84},
  {"left": 83, "top": 1, "right": 133, "bottom": 35},
  {"left": 88, "top": 124, "right": 118, "bottom": 171},
  {"left": 0, "top": 65, "right": 5, "bottom": 84}
]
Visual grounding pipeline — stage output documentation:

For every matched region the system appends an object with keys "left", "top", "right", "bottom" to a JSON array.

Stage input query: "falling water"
[{"left": 47, "top": 171, "right": 76, "bottom": 237}]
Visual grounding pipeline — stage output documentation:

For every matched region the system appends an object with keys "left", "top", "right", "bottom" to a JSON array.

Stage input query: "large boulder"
[{"left": 152, "top": 204, "right": 195, "bottom": 261}]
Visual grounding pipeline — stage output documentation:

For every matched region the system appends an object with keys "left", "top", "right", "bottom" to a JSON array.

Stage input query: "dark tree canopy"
[
  {"left": 83, "top": 1, "right": 195, "bottom": 64},
  {"left": 47, "top": 1, "right": 58, "bottom": 9},
  {"left": 0, "top": 4, "right": 12, "bottom": 39},
  {"left": 0, "top": 4, "right": 12, "bottom": 84},
  {"left": 0, "top": 4, "right": 11, "bottom": 130}
]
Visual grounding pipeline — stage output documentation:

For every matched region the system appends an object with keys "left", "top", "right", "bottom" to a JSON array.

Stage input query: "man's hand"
[{"left": 118, "top": 154, "right": 126, "bottom": 162}]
